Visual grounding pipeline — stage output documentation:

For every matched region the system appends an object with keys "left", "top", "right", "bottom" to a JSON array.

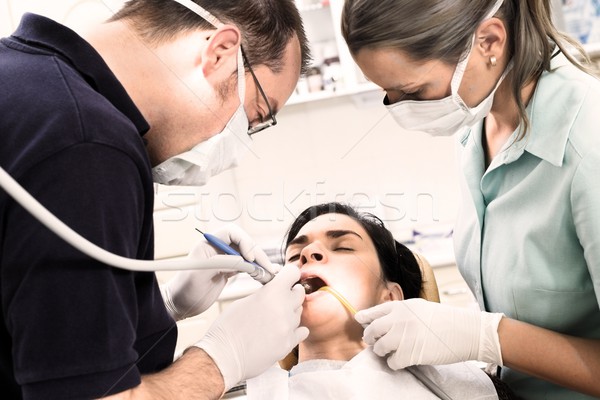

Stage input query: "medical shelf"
[{"left": 288, "top": 0, "right": 372, "bottom": 106}]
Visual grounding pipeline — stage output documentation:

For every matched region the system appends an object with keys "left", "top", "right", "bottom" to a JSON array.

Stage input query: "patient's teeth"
[{"left": 302, "top": 282, "right": 314, "bottom": 294}]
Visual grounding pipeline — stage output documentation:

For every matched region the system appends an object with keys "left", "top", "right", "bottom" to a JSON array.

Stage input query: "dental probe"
[{"left": 195, "top": 228, "right": 275, "bottom": 284}]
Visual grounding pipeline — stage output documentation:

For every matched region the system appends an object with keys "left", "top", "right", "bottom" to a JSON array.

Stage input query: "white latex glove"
[
  {"left": 161, "top": 224, "right": 280, "bottom": 321},
  {"left": 356, "top": 299, "right": 504, "bottom": 370},
  {"left": 195, "top": 264, "right": 308, "bottom": 392}
]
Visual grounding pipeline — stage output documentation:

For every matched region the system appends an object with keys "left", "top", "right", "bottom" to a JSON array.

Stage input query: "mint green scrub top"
[{"left": 454, "top": 52, "right": 600, "bottom": 400}]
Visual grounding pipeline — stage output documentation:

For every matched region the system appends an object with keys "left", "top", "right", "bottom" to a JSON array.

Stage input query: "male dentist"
[{"left": 0, "top": 0, "right": 310, "bottom": 398}]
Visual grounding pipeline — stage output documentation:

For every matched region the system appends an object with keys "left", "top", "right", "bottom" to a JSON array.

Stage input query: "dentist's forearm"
[
  {"left": 499, "top": 318, "right": 600, "bottom": 397},
  {"left": 100, "top": 347, "right": 225, "bottom": 400}
]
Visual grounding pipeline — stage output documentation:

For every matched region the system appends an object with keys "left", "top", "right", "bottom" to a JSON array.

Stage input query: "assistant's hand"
[
  {"left": 195, "top": 264, "right": 308, "bottom": 392},
  {"left": 355, "top": 299, "right": 504, "bottom": 370},
  {"left": 161, "top": 224, "right": 280, "bottom": 321}
]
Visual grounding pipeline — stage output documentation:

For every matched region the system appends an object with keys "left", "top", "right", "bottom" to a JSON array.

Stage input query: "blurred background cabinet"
[
  {"left": 288, "top": 0, "right": 378, "bottom": 105},
  {"left": 559, "top": 0, "right": 600, "bottom": 59}
]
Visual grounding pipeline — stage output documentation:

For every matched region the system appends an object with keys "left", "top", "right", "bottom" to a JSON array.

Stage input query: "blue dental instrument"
[{"left": 195, "top": 228, "right": 275, "bottom": 284}]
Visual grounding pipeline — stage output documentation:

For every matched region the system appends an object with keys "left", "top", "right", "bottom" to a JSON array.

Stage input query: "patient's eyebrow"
[
  {"left": 288, "top": 235, "right": 308, "bottom": 247},
  {"left": 326, "top": 230, "right": 363, "bottom": 240},
  {"left": 287, "top": 230, "right": 363, "bottom": 248}
]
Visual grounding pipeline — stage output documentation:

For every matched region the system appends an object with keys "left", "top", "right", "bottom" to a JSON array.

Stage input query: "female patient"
[{"left": 247, "top": 202, "right": 518, "bottom": 399}]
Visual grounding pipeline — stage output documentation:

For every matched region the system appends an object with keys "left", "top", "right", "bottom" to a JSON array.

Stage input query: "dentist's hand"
[
  {"left": 195, "top": 264, "right": 308, "bottom": 392},
  {"left": 161, "top": 224, "right": 280, "bottom": 321},
  {"left": 356, "top": 299, "right": 504, "bottom": 370}
]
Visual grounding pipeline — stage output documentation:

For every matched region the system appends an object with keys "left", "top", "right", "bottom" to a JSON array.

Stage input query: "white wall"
[
  {"left": 153, "top": 92, "right": 461, "bottom": 260},
  {"left": 152, "top": 91, "right": 464, "bottom": 355},
  {"left": 1, "top": 1, "right": 461, "bottom": 256}
]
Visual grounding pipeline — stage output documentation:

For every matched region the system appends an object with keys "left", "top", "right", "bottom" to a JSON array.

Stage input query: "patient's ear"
[{"left": 381, "top": 282, "right": 404, "bottom": 302}]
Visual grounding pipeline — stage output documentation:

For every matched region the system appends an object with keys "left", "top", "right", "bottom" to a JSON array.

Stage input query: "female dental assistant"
[{"left": 341, "top": 0, "right": 600, "bottom": 399}]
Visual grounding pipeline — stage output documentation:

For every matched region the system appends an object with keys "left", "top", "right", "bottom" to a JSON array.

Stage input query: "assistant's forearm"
[{"left": 499, "top": 318, "right": 600, "bottom": 397}]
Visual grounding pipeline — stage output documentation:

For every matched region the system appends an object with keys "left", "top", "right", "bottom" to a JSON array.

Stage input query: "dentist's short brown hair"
[{"left": 110, "top": 0, "right": 311, "bottom": 75}]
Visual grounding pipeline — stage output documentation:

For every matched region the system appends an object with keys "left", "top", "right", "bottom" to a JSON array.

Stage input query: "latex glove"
[
  {"left": 195, "top": 264, "right": 308, "bottom": 392},
  {"left": 161, "top": 224, "right": 280, "bottom": 321},
  {"left": 356, "top": 299, "right": 504, "bottom": 370}
]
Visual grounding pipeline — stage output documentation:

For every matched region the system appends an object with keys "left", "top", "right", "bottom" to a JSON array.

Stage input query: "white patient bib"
[{"left": 246, "top": 348, "right": 498, "bottom": 400}]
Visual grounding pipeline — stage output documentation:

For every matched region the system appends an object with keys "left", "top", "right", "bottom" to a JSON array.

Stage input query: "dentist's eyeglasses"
[
  {"left": 172, "top": 1, "right": 276, "bottom": 136},
  {"left": 241, "top": 47, "right": 277, "bottom": 136}
]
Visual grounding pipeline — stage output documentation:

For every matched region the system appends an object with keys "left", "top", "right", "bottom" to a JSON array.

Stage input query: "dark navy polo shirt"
[{"left": 0, "top": 13, "right": 177, "bottom": 399}]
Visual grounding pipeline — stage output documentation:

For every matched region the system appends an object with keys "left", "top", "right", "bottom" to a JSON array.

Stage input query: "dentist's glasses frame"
[{"left": 241, "top": 47, "right": 277, "bottom": 136}]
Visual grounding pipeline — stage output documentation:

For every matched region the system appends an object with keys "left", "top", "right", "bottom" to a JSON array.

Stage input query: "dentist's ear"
[{"left": 200, "top": 24, "right": 242, "bottom": 79}]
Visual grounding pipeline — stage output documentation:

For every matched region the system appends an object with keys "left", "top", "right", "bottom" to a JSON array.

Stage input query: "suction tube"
[{"left": 0, "top": 166, "right": 258, "bottom": 274}]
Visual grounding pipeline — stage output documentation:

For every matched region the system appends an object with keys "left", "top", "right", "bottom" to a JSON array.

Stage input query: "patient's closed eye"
[
  {"left": 287, "top": 245, "right": 352, "bottom": 262},
  {"left": 332, "top": 237, "right": 358, "bottom": 252},
  {"left": 334, "top": 247, "right": 354, "bottom": 252}
]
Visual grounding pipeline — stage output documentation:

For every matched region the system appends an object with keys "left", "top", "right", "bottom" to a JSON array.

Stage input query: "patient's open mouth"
[{"left": 300, "top": 277, "right": 326, "bottom": 294}]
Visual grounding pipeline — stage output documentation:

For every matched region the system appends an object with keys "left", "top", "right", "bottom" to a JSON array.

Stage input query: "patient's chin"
[{"left": 300, "top": 311, "right": 330, "bottom": 330}]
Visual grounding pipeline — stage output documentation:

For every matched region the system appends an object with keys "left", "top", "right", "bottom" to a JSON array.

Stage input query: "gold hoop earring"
[{"left": 489, "top": 56, "right": 497, "bottom": 67}]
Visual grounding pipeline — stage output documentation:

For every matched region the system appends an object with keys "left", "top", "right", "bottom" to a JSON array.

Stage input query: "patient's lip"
[
  {"left": 299, "top": 271, "right": 328, "bottom": 295},
  {"left": 299, "top": 270, "right": 327, "bottom": 284}
]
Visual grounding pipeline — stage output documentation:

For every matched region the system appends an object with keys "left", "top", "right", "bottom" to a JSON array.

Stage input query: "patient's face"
[{"left": 286, "top": 213, "right": 394, "bottom": 336}]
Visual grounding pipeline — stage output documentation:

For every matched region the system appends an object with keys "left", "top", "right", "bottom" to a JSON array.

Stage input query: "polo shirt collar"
[
  {"left": 518, "top": 52, "right": 575, "bottom": 167},
  {"left": 10, "top": 13, "right": 149, "bottom": 136},
  {"left": 460, "top": 52, "right": 576, "bottom": 167}
]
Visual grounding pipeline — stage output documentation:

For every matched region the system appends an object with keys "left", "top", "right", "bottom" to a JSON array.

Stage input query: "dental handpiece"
[{"left": 195, "top": 228, "right": 275, "bottom": 284}]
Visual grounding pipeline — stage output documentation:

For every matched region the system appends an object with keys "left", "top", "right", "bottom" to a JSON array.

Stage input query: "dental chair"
[
  {"left": 279, "top": 253, "right": 440, "bottom": 371},
  {"left": 416, "top": 253, "right": 440, "bottom": 303}
]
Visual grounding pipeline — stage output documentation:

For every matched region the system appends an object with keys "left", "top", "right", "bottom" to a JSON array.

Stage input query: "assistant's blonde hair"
[{"left": 341, "top": 0, "right": 596, "bottom": 139}]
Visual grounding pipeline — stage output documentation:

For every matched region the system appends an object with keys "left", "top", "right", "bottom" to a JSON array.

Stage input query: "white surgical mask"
[
  {"left": 386, "top": 0, "right": 511, "bottom": 137},
  {"left": 152, "top": 0, "right": 252, "bottom": 186}
]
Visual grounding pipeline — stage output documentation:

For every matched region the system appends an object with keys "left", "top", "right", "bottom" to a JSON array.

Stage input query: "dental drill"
[{"left": 0, "top": 166, "right": 274, "bottom": 284}]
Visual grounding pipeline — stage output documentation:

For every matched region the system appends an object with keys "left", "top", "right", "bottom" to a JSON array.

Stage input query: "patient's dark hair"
[{"left": 284, "top": 202, "right": 422, "bottom": 299}]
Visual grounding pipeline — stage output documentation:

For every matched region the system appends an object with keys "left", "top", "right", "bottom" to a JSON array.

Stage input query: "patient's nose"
[{"left": 299, "top": 243, "right": 326, "bottom": 265}]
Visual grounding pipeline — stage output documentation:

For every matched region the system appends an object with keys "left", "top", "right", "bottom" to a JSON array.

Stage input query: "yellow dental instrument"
[{"left": 318, "top": 286, "right": 358, "bottom": 315}]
